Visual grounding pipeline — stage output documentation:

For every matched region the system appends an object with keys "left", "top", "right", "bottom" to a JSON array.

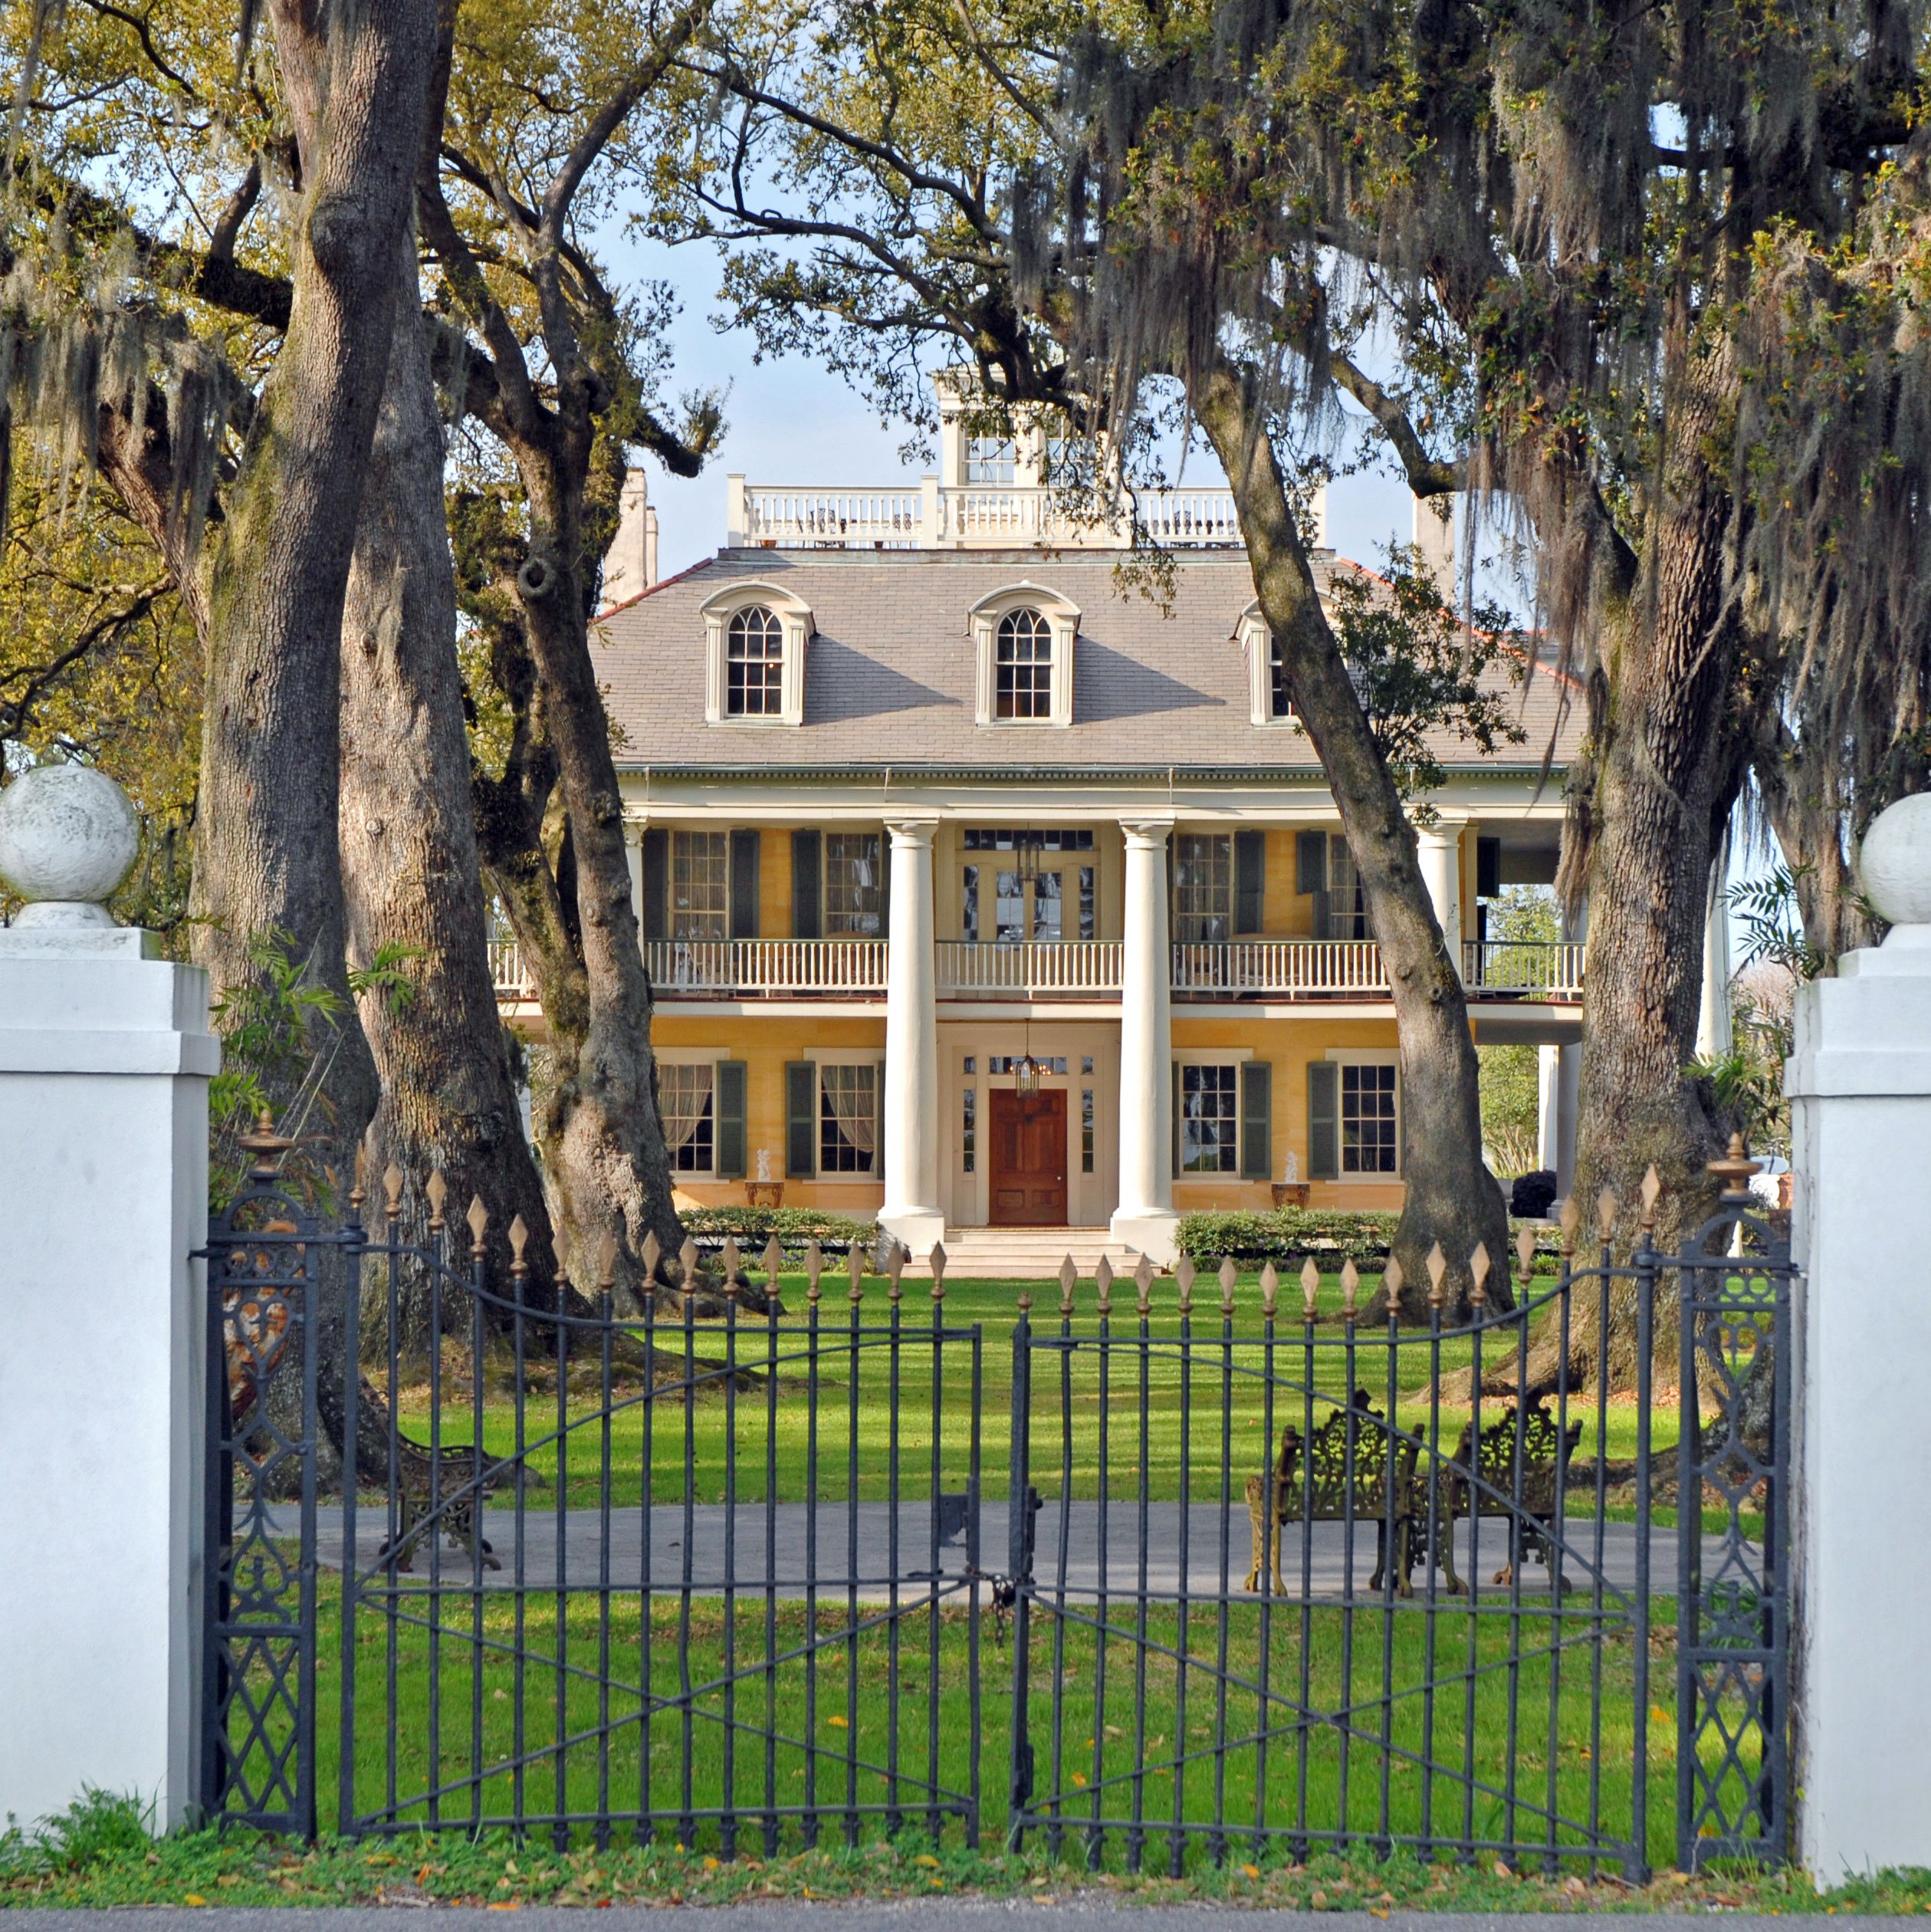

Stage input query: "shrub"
[
  {"left": 1176, "top": 1208, "right": 1400, "bottom": 1270},
  {"left": 1177, "top": 1207, "right": 1566, "bottom": 1278},
  {"left": 678, "top": 1206, "right": 879, "bottom": 1257}
]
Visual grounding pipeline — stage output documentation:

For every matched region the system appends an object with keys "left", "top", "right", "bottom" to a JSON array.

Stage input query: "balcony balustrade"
[
  {"left": 936, "top": 940, "right": 1123, "bottom": 996},
  {"left": 1461, "top": 939, "right": 1585, "bottom": 1001},
  {"left": 731, "top": 479, "right": 1249, "bottom": 550},
  {"left": 488, "top": 935, "right": 1584, "bottom": 1005}
]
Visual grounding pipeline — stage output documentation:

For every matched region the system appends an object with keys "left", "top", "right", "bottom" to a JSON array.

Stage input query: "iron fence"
[{"left": 199, "top": 1145, "right": 1792, "bottom": 1875}]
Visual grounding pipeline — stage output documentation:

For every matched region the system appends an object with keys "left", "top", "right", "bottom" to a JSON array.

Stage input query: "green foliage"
[
  {"left": 1727, "top": 867, "right": 1825, "bottom": 982},
  {"left": 678, "top": 1206, "right": 880, "bottom": 1255},
  {"left": 1475, "top": 887, "right": 1561, "bottom": 1176},
  {"left": 1324, "top": 547, "right": 1527, "bottom": 813},
  {"left": 209, "top": 928, "right": 419, "bottom": 1208},
  {"left": 0, "top": 1789, "right": 153, "bottom": 1878}
]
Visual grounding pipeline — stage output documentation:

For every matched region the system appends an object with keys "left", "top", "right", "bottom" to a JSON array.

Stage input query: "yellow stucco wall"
[
  {"left": 652, "top": 1011, "right": 887, "bottom": 1214},
  {"left": 1171, "top": 1013, "right": 1407, "bottom": 1212}
]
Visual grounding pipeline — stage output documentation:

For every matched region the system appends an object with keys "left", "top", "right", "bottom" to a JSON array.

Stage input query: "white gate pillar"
[
  {"left": 1787, "top": 794, "right": 1931, "bottom": 1884},
  {"left": 0, "top": 767, "right": 217, "bottom": 1830}
]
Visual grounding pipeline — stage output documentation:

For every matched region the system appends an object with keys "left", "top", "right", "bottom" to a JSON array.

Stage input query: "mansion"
[{"left": 501, "top": 410, "right": 1598, "bottom": 1268}]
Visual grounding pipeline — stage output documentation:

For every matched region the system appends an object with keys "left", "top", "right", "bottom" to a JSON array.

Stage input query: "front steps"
[{"left": 901, "top": 1225, "right": 1144, "bottom": 1281}]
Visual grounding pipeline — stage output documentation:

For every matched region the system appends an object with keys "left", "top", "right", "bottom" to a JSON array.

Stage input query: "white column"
[
  {"left": 1111, "top": 816, "right": 1180, "bottom": 1267},
  {"left": 1537, "top": 1044, "right": 1562, "bottom": 1173},
  {"left": 1787, "top": 795, "right": 1931, "bottom": 1884},
  {"left": 1696, "top": 857, "right": 1733, "bottom": 1058},
  {"left": 0, "top": 767, "right": 216, "bottom": 1829},
  {"left": 1414, "top": 823, "right": 1463, "bottom": 968},
  {"left": 879, "top": 815, "right": 944, "bottom": 1254}
]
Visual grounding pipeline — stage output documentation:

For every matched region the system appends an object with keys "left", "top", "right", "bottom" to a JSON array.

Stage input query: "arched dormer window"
[
  {"left": 702, "top": 582, "right": 812, "bottom": 727},
  {"left": 970, "top": 583, "right": 1078, "bottom": 727}
]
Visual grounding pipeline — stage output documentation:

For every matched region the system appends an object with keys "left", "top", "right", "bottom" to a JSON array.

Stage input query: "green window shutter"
[
  {"left": 714, "top": 1060, "right": 747, "bottom": 1179},
  {"left": 872, "top": 1058, "right": 887, "bottom": 1180},
  {"left": 791, "top": 830, "right": 822, "bottom": 939},
  {"left": 1233, "top": 830, "right": 1265, "bottom": 935},
  {"left": 1171, "top": 1061, "right": 1182, "bottom": 1178},
  {"left": 1240, "top": 1060, "right": 1273, "bottom": 1181},
  {"left": 730, "top": 830, "right": 760, "bottom": 940},
  {"left": 1476, "top": 835, "right": 1502, "bottom": 900},
  {"left": 785, "top": 1060, "right": 818, "bottom": 1178},
  {"left": 875, "top": 833, "right": 892, "bottom": 935},
  {"left": 1295, "top": 829, "right": 1328, "bottom": 895},
  {"left": 1307, "top": 1060, "right": 1339, "bottom": 1181},
  {"left": 640, "top": 827, "right": 669, "bottom": 943}
]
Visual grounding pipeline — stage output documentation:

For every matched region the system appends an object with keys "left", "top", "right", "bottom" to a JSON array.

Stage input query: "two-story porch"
[{"left": 491, "top": 810, "right": 1584, "bottom": 1263}]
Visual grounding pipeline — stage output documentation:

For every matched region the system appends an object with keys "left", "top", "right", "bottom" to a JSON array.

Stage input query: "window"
[
  {"left": 1081, "top": 1089, "right": 1095, "bottom": 1174},
  {"left": 1269, "top": 635, "right": 1293, "bottom": 719},
  {"left": 1179, "top": 1063, "right": 1239, "bottom": 1174},
  {"left": 703, "top": 583, "right": 810, "bottom": 726},
  {"left": 819, "top": 1063, "right": 878, "bottom": 1174},
  {"left": 671, "top": 832, "right": 729, "bottom": 941},
  {"left": 963, "top": 1086, "right": 977, "bottom": 1173},
  {"left": 1174, "top": 833, "right": 1232, "bottom": 943},
  {"left": 1342, "top": 1063, "right": 1399, "bottom": 1175},
  {"left": 825, "top": 833, "right": 883, "bottom": 935},
  {"left": 971, "top": 590, "right": 1079, "bottom": 727},
  {"left": 995, "top": 608, "right": 1053, "bottom": 719},
  {"left": 989, "top": 1055, "right": 1069, "bottom": 1076},
  {"left": 725, "top": 605, "right": 784, "bottom": 716},
  {"left": 962, "top": 830, "right": 1095, "bottom": 850},
  {"left": 661, "top": 1063, "right": 715, "bottom": 1174},
  {"left": 965, "top": 434, "right": 1016, "bottom": 485}
]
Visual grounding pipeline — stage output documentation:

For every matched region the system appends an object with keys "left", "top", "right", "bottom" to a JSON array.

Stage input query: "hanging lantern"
[{"left": 1013, "top": 1052, "right": 1041, "bottom": 1097}]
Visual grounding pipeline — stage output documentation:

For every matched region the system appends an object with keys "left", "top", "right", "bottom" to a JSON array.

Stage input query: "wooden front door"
[{"left": 988, "top": 1089, "right": 1069, "bottom": 1226}]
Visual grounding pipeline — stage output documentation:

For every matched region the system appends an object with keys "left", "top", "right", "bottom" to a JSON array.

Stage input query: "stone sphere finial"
[
  {"left": 1860, "top": 794, "right": 1931, "bottom": 933},
  {"left": 0, "top": 765, "right": 140, "bottom": 929}
]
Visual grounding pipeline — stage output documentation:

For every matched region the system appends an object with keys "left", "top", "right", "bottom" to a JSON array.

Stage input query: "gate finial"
[
  {"left": 1639, "top": 1163, "right": 1663, "bottom": 1228},
  {"left": 804, "top": 1239, "right": 823, "bottom": 1302},
  {"left": 1095, "top": 1254, "right": 1114, "bottom": 1315},
  {"left": 1217, "top": 1257, "right": 1237, "bottom": 1316},
  {"left": 1340, "top": 1259, "right": 1359, "bottom": 1322},
  {"left": 1299, "top": 1257, "right": 1319, "bottom": 1316},
  {"left": 1176, "top": 1254, "right": 1196, "bottom": 1314},
  {"left": 1558, "top": 1196, "right": 1581, "bottom": 1257},
  {"left": 1383, "top": 1254, "right": 1404, "bottom": 1316},
  {"left": 1515, "top": 1222, "right": 1537, "bottom": 1283},
  {"left": 1469, "top": 1242, "right": 1490, "bottom": 1306},
  {"left": 1257, "top": 1260, "right": 1277, "bottom": 1318},
  {"left": 930, "top": 1242, "right": 947, "bottom": 1303},
  {"left": 596, "top": 1229, "right": 619, "bottom": 1297},
  {"left": 1708, "top": 1133, "right": 1759, "bottom": 1204},
  {"left": 1059, "top": 1254, "right": 1077, "bottom": 1316},
  {"left": 425, "top": 1169, "right": 448, "bottom": 1233},
  {"left": 642, "top": 1229, "right": 662, "bottom": 1287},
  {"left": 466, "top": 1195, "right": 489, "bottom": 1260},
  {"left": 1424, "top": 1241, "right": 1447, "bottom": 1308}
]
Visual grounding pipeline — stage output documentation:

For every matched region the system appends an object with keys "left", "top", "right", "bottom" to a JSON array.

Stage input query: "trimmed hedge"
[
  {"left": 1177, "top": 1208, "right": 1399, "bottom": 1270},
  {"left": 1176, "top": 1208, "right": 1563, "bottom": 1276},
  {"left": 679, "top": 1206, "right": 879, "bottom": 1256}
]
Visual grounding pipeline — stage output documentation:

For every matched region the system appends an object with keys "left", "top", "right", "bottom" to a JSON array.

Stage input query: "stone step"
[{"left": 900, "top": 1228, "right": 1145, "bottom": 1280}]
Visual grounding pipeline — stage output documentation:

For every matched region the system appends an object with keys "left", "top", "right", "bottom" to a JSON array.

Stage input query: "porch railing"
[
  {"left": 490, "top": 935, "right": 1584, "bottom": 1004},
  {"left": 646, "top": 938, "right": 889, "bottom": 995},
  {"left": 937, "top": 939, "right": 1123, "bottom": 995},
  {"left": 1171, "top": 938, "right": 1387, "bottom": 994},
  {"left": 1462, "top": 938, "right": 1585, "bottom": 1000}
]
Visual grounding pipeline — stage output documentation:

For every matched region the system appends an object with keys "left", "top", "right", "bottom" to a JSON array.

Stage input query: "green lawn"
[
  {"left": 301, "top": 1576, "right": 1722, "bottom": 1870},
  {"left": 391, "top": 1271, "right": 1699, "bottom": 1516}
]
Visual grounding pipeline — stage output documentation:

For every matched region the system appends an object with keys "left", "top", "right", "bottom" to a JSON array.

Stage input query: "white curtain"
[
  {"left": 823, "top": 1065, "right": 876, "bottom": 1160},
  {"left": 659, "top": 1063, "right": 713, "bottom": 1154}
]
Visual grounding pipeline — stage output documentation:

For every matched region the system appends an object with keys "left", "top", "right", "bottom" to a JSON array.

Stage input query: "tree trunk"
[
  {"left": 186, "top": 0, "right": 438, "bottom": 1466},
  {"left": 339, "top": 234, "right": 561, "bottom": 1358},
  {"left": 1568, "top": 342, "right": 1743, "bottom": 1251},
  {"left": 507, "top": 480, "right": 685, "bottom": 1302},
  {"left": 1198, "top": 361, "right": 1510, "bottom": 1319}
]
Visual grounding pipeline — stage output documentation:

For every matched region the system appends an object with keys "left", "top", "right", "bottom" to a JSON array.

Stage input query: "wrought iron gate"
[
  {"left": 201, "top": 1137, "right": 1791, "bottom": 1871},
  {"left": 1006, "top": 1159, "right": 1795, "bottom": 1876}
]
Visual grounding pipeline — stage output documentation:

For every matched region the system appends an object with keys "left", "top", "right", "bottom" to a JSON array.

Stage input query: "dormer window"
[
  {"left": 726, "top": 605, "right": 784, "bottom": 715},
  {"left": 1240, "top": 600, "right": 1301, "bottom": 728},
  {"left": 702, "top": 582, "right": 811, "bottom": 727},
  {"left": 971, "top": 583, "right": 1078, "bottom": 727},
  {"left": 995, "top": 608, "right": 1054, "bottom": 718}
]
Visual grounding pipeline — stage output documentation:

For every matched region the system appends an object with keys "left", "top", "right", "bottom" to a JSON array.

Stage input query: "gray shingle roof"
[{"left": 593, "top": 547, "right": 1584, "bottom": 776}]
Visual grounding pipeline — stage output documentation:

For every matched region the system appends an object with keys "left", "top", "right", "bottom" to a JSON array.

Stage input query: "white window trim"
[
  {"left": 1171, "top": 1046, "right": 1255, "bottom": 1065},
  {"left": 970, "top": 583, "right": 1079, "bottom": 727},
  {"left": 1237, "top": 601, "right": 1303, "bottom": 730},
  {"left": 1324, "top": 1047, "right": 1402, "bottom": 1181},
  {"left": 701, "top": 581, "right": 812, "bottom": 727}
]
